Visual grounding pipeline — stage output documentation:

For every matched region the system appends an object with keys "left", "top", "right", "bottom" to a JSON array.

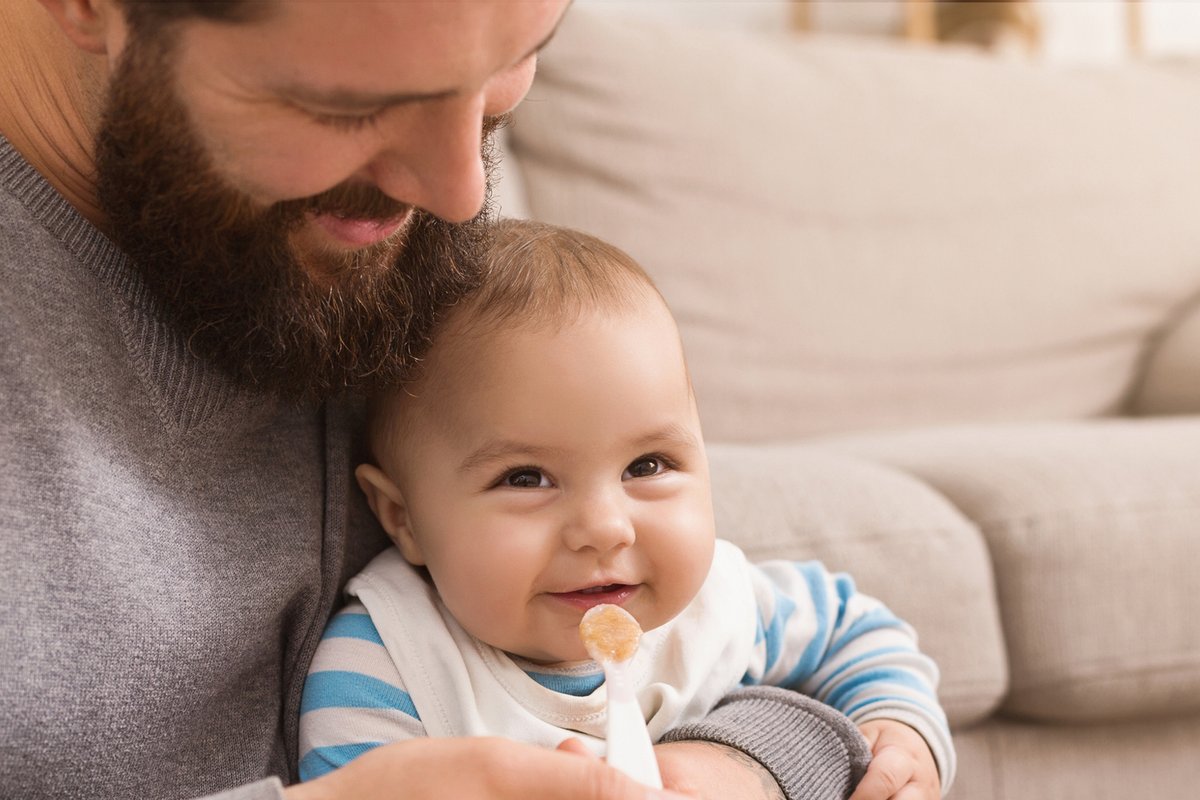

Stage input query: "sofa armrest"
[
  {"left": 706, "top": 443, "right": 1006, "bottom": 728},
  {"left": 1130, "top": 293, "right": 1200, "bottom": 415},
  {"left": 825, "top": 419, "right": 1200, "bottom": 724}
]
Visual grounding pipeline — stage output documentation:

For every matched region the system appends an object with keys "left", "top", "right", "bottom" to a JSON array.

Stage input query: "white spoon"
[{"left": 579, "top": 604, "right": 663, "bottom": 789}]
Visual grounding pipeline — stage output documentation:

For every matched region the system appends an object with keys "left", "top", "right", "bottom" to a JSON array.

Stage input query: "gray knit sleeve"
[
  {"left": 659, "top": 686, "right": 872, "bottom": 800},
  {"left": 193, "top": 777, "right": 287, "bottom": 800}
]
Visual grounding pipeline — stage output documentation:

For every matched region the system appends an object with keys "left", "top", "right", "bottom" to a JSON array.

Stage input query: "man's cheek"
[{"left": 188, "top": 110, "right": 374, "bottom": 206}]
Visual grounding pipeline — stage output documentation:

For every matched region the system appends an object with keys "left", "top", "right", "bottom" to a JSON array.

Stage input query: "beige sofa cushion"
[
  {"left": 510, "top": 10, "right": 1200, "bottom": 441},
  {"left": 825, "top": 418, "right": 1200, "bottom": 722},
  {"left": 706, "top": 443, "right": 1006, "bottom": 727},
  {"left": 949, "top": 715, "right": 1200, "bottom": 800}
]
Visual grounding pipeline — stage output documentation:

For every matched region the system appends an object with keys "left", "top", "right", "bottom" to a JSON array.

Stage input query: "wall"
[{"left": 576, "top": 1, "right": 1200, "bottom": 63}]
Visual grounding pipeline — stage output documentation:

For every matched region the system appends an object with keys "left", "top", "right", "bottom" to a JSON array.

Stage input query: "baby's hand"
[{"left": 848, "top": 720, "right": 940, "bottom": 800}]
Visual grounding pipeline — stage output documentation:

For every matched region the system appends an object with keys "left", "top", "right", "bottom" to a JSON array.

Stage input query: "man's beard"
[{"left": 94, "top": 33, "right": 500, "bottom": 401}]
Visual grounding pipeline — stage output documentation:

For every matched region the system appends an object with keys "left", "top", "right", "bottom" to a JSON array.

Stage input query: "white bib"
[{"left": 347, "top": 539, "right": 758, "bottom": 754}]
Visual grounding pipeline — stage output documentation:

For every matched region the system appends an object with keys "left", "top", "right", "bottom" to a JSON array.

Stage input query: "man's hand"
[
  {"left": 848, "top": 720, "right": 940, "bottom": 800},
  {"left": 285, "top": 737, "right": 687, "bottom": 800},
  {"left": 558, "top": 737, "right": 782, "bottom": 800},
  {"left": 652, "top": 740, "right": 784, "bottom": 800}
]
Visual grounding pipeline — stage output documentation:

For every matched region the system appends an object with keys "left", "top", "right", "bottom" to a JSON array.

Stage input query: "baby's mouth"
[
  {"left": 579, "top": 583, "right": 625, "bottom": 595},
  {"left": 549, "top": 583, "right": 639, "bottom": 610}
]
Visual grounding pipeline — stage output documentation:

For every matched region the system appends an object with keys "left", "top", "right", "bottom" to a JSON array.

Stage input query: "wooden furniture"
[{"left": 791, "top": 0, "right": 1146, "bottom": 57}]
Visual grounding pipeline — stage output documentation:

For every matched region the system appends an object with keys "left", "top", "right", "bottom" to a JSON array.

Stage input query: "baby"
[{"left": 299, "top": 220, "right": 956, "bottom": 799}]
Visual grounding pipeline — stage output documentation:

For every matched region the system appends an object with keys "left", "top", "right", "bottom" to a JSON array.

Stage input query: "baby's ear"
[{"left": 354, "top": 464, "right": 426, "bottom": 565}]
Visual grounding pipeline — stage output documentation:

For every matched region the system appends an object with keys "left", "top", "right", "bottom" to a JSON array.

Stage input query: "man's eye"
[
  {"left": 310, "top": 109, "right": 385, "bottom": 132},
  {"left": 623, "top": 456, "right": 669, "bottom": 480},
  {"left": 503, "top": 468, "right": 550, "bottom": 489}
]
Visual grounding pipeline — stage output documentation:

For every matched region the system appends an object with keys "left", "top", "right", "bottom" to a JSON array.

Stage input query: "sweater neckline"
[
  {"left": 0, "top": 134, "right": 274, "bottom": 435},
  {"left": 0, "top": 134, "right": 127, "bottom": 289}
]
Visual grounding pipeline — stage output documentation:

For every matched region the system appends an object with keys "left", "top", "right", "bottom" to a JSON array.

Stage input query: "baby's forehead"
[
  {"left": 418, "top": 288, "right": 684, "bottom": 398},
  {"left": 368, "top": 289, "right": 694, "bottom": 480},
  {"left": 371, "top": 222, "right": 687, "bottom": 459},
  {"left": 451, "top": 279, "right": 670, "bottom": 340}
]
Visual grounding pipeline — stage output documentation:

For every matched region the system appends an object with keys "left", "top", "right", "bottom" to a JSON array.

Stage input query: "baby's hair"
[
  {"left": 366, "top": 219, "right": 665, "bottom": 469},
  {"left": 456, "top": 218, "right": 662, "bottom": 336}
]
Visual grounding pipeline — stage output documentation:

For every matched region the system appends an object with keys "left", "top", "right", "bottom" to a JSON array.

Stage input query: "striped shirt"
[{"left": 299, "top": 550, "right": 955, "bottom": 789}]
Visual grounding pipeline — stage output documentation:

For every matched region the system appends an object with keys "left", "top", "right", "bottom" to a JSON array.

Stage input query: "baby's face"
[{"left": 389, "top": 292, "right": 716, "bottom": 664}]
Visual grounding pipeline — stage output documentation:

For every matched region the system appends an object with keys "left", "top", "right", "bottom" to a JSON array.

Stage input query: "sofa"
[{"left": 496, "top": 8, "right": 1200, "bottom": 799}]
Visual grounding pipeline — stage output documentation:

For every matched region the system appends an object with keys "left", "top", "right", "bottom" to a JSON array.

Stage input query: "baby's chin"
[{"left": 508, "top": 644, "right": 593, "bottom": 667}]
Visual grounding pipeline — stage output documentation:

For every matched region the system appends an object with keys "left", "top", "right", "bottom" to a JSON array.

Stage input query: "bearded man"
[{"left": 0, "top": 2, "right": 867, "bottom": 799}]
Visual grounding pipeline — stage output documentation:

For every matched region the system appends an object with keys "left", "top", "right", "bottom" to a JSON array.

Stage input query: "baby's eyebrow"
[
  {"left": 631, "top": 423, "right": 700, "bottom": 452},
  {"left": 458, "top": 440, "right": 563, "bottom": 474}
]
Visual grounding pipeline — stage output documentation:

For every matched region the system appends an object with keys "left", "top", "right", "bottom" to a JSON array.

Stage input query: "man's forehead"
[
  {"left": 177, "top": 0, "right": 568, "bottom": 99},
  {"left": 269, "top": 13, "right": 563, "bottom": 111}
]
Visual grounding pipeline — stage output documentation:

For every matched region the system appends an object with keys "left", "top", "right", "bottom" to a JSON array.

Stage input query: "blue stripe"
[
  {"left": 832, "top": 572, "right": 857, "bottom": 631},
  {"left": 321, "top": 613, "right": 385, "bottom": 646},
  {"left": 825, "top": 667, "right": 935, "bottom": 712},
  {"left": 762, "top": 586, "right": 796, "bottom": 675},
  {"left": 525, "top": 670, "right": 606, "bottom": 697},
  {"left": 844, "top": 694, "right": 945, "bottom": 723},
  {"left": 742, "top": 608, "right": 768, "bottom": 685},
  {"left": 301, "top": 670, "right": 420, "bottom": 719},
  {"left": 780, "top": 562, "right": 832, "bottom": 687},
  {"left": 299, "top": 742, "right": 382, "bottom": 781},
  {"left": 813, "top": 646, "right": 916, "bottom": 696},
  {"left": 826, "top": 607, "right": 906, "bottom": 660}
]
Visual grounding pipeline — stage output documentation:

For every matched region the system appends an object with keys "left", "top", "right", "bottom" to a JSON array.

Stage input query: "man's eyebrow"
[
  {"left": 277, "top": 19, "right": 564, "bottom": 113},
  {"left": 459, "top": 440, "right": 563, "bottom": 475}
]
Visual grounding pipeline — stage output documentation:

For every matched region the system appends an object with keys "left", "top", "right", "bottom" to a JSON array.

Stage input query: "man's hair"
[
  {"left": 115, "top": 1, "right": 270, "bottom": 36},
  {"left": 365, "top": 219, "right": 666, "bottom": 469}
]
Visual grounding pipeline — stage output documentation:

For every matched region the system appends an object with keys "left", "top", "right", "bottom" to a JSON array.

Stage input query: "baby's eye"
[
  {"left": 623, "top": 455, "right": 670, "bottom": 480},
  {"left": 503, "top": 468, "right": 551, "bottom": 489}
]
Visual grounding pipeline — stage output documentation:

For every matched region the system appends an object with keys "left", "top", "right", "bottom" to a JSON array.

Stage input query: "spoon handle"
[{"left": 603, "top": 663, "right": 663, "bottom": 789}]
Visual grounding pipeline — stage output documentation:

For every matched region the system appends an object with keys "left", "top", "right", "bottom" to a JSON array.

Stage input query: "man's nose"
[
  {"left": 361, "top": 95, "right": 489, "bottom": 224},
  {"left": 561, "top": 490, "right": 637, "bottom": 554}
]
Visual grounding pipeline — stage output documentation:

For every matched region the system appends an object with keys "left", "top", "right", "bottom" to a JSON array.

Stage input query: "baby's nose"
[{"left": 561, "top": 492, "right": 636, "bottom": 553}]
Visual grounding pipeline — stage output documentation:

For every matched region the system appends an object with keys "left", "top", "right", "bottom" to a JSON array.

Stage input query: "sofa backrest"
[{"left": 507, "top": 9, "right": 1200, "bottom": 441}]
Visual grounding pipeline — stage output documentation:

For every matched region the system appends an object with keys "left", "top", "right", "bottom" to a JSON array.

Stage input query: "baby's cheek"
[
  {"left": 441, "top": 554, "right": 531, "bottom": 632},
  {"left": 668, "top": 503, "right": 716, "bottom": 565},
  {"left": 434, "top": 573, "right": 504, "bottom": 640},
  {"left": 647, "top": 524, "right": 714, "bottom": 625}
]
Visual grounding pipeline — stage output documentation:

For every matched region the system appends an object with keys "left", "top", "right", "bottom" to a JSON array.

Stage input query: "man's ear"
[
  {"left": 355, "top": 464, "right": 426, "bottom": 566},
  {"left": 38, "top": 0, "right": 118, "bottom": 54}
]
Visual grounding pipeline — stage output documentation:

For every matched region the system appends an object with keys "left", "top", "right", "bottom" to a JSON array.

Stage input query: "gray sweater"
[{"left": 0, "top": 136, "right": 863, "bottom": 800}]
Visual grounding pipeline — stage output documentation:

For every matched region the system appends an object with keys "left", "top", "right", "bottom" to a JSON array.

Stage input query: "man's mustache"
[{"left": 291, "top": 181, "right": 411, "bottom": 222}]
